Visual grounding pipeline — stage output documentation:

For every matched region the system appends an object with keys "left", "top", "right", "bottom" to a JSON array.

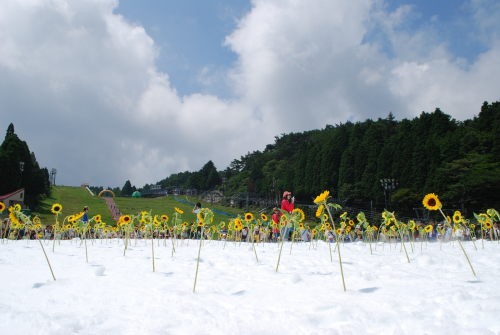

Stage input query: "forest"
[{"left": 143, "top": 101, "right": 500, "bottom": 215}]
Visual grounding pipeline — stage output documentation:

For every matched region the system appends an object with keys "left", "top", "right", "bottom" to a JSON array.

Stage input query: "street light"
[
  {"left": 19, "top": 161, "right": 24, "bottom": 172},
  {"left": 380, "top": 178, "right": 398, "bottom": 210}
]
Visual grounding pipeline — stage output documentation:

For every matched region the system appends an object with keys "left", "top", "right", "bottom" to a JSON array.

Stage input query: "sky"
[{"left": 0, "top": 0, "right": 499, "bottom": 189}]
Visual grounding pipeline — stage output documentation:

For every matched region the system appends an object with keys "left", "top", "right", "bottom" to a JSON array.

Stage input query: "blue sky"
[
  {"left": 114, "top": 0, "right": 491, "bottom": 98},
  {"left": 114, "top": 0, "right": 251, "bottom": 98}
]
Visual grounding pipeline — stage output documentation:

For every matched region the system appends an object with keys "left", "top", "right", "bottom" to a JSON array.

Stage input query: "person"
[
  {"left": 281, "top": 191, "right": 294, "bottom": 241},
  {"left": 272, "top": 208, "right": 280, "bottom": 241},
  {"left": 302, "top": 226, "right": 312, "bottom": 242},
  {"left": 82, "top": 206, "right": 89, "bottom": 223},
  {"left": 241, "top": 227, "right": 249, "bottom": 242},
  {"left": 428, "top": 220, "right": 437, "bottom": 241},
  {"left": 192, "top": 203, "right": 202, "bottom": 223}
]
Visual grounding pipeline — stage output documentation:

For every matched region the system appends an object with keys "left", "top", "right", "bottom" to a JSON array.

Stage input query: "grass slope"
[
  {"left": 113, "top": 195, "right": 261, "bottom": 225},
  {"left": 32, "top": 186, "right": 115, "bottom": 226}
]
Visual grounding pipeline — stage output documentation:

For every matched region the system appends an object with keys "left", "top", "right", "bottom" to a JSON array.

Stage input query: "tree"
[
  {"left": 121, "top": 180, "right": 133, "bottom": 196},
  {"left": 5, "top": 123, "right": 14, "bottom": 140}
]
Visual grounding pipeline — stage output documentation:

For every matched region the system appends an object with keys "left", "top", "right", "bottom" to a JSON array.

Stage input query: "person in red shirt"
[
  {"left": 272, "top": 207, "right": 280, "bottom": 241},
  {"left": 281, "top": 191, "right": 294, "bottom": 241}
]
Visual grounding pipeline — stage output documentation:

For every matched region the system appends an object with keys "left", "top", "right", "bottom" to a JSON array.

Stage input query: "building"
[
  {"left": 81, "top": 183, "right": 90, "bottom": 188},
  {"left": 140, "top": 186, "right": 178, "bottom": 198},
  {"left": 0, "top": 188, "right": 25, "bottom": 209}
]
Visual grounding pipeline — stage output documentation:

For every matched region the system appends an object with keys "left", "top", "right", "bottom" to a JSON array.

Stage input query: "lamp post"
[
  {"left": 380, "top": 178, "right": 398, "bottom": 210},
  {"left": 222, "top": 177, "right": 227, "bottom": 195}
]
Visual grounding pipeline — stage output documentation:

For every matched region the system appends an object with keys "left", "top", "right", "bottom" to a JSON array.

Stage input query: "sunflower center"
[{"left": 428, "top": 199, "right": 436, "bottom": 206}]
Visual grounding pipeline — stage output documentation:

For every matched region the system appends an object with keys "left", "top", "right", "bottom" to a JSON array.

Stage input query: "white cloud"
[{"left": 0, "top": 0, "right": 499, "bottom": 188}]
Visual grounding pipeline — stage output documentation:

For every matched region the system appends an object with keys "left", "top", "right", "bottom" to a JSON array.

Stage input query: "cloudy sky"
[{"left": 1, "top": 0, "right": 499, "bottom": 189}]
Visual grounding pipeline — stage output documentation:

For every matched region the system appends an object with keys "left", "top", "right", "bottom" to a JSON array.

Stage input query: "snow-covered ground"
[{"left": 1, "top": 237, "right": 499, "bottom": 335}]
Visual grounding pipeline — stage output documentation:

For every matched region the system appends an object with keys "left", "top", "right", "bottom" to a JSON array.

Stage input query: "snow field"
[{"left": 1, "top": 238, "right": 499, "bottom": 335}]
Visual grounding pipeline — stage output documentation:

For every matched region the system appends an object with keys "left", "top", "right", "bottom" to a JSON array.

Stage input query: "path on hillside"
[{"left": 104, "top": 197, "right": 121, "bottom": 223}]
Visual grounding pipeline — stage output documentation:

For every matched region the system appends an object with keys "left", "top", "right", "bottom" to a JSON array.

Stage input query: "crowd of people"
[{"left": 2, "top": 193, "right": 499, "bottom": 244}]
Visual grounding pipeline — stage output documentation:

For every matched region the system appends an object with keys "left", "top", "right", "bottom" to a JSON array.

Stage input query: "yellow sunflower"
[
  {"left": 244, "top": 213, "right": 254, "bottom": 221},
  {"left": 424, "top": 225, "right": 433, "bottom": 233},
  {"left": 470, "top": 223, "right": 476, "bottom": 229},
  {"left": 161, "top": 215, "right": 169, "bottom": 221},
  {"left": 33, "top": 216, "right": 41, "bottom": 224},
  {"left": 323, "top": 214, "right": 329, "bottom": 222},
  {"left": 95, "top": 214, "right": 102, "bottom": 222},
  {"left": 175, "top": 207, "right": 183, "bottom": 214},
  {"left": 198, "top": 222, "right": 204, "bottom": 227},
  {"left": 447, "top": 216, "right": 452, "bottom": 223},
  {"left": 312, "top": 229, "right": 318, "bottom": 235},
  {"left": 408, "top": 220, "right": 415, "bottom": 230},
  {"left": 453, "top": 211, "right": 462, "bottom": 223},
  {"left": 348, "top": 220, "right": 354, "bottom": 226},
  {"left": 293, "top": 208, "right": 305, "bottom": 222},
  {"left": 183, "top": 222, "right": 188, "bottom": 227},
  {"left": 340, "top": 212, "right": 347, "bottom": 219},
  {"left": 336, "top": 228, "right": 341, "bottom": 235},
  {"left": 0, "top": 202, "right": 5, "bottom": 212},
  {"left": 299, "top": 223, "right": 304, "bottom": 229},
  {"left": 316, "top": 205, "right": 324, "bottom": 218},
  {"left": 261, "top": 213, "right": 268, "bottom": 221},
  {"left": 8, "top": 207, "right": 19, "bottom": 225},
  {"left": 121, "top": 215, "right": 131, "bottom": 224},
  {"left": 51, "top": 203, "right": 62, "bottom": 214},
  {"left": 14, "top": 204, "right": 21, "bottom": 211},
  {"left": 484, "top": 221, "right": 492, "bottom": 229},
  {"left": 313, "top": 190, "right": 330, "bottom": 204},
  {"left": 422, "top": 193, "right": 441, "bottom": 211}
]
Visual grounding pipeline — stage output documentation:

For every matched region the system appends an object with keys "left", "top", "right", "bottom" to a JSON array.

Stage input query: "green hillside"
[{"left": 32, "top": 186, "right": 115, "bottom": 226}]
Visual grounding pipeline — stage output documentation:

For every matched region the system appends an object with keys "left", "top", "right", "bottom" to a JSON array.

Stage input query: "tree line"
[
  {"left": 0, "top": 124, "right": 51, "bottom": 208},
  {"left": 133, "top": 101, "right": 500, "bottom": 215}
]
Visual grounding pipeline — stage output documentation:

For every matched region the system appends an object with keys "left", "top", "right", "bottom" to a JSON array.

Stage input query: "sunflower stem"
[{"left": 439, "top": 208, "right": 475, "bottom": 276}]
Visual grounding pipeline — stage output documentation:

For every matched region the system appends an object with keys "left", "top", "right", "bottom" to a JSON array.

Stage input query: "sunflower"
[
  {"left": 299, "top": 223, "right": 304, "bottom": 229},
  {"left": 346, "top": 226, "right": 351, "bottom": 232},
  {"left": 261, "top": 213, "right": 268, "bottom": 221},
  {"left": 453, "top": 211, "right": 462, "bottom": 223},
  {"left": 74, "top": 212, "right": 84, "bottom": 220},
  {"left": 348, "top": 220, "right": 354, "bottom": 226},
  {"left": 325, "top": 222, "right": 331, "bottom": 228},
  {"left": 408, "top": 220, "right": 415, "bottom": 230},
  {"left": 484, "top": 221, "right": 492, "bottom": 229},
  {"left": 335, "top": 228, "right": 341, "bottom": 235},
  {"left": 470, "top": 223, "right": 476, "bottom": 229},
  {"left": 95, "top": 214, "right": 102, "bottom": 223},
  {"left": 121, "top": 215, "right": 131, "bottom": 224},
  {"left": 8, "top": 207, "right": 19, "bottom": 225},
  {"left": 14, "top": 204, "right": 21, "bottom": 211},
  {"left": 244, "top": 213, "right": 254, "bottom": 221},
  {"left": 422, "top": 193, "right": 441, "bottom": 211},
  {"left": 198, "top": 222, "right": 204, "bottom": 227},
  {"left": 51, "top": 203, "right": 62, "bottom": 214},
  {"left": 340, "top": 212, "right": 347, "bottom": 219},
  {"left": 293, "top": 208, "right": 305, "bottom": 222},
  {"left": 160, "top": 215, "right": 169, "bottom": 222},
  {"left": 175, "top": 207, "right": 183, "bottom": 214},
  {"left": 0, "top": 202, "right": 5, "bottom": 212},
  {"left": 311, "top": 229, "right": 318, "bottom": 235},
  {"left": 313, "top": 190, "right": 330, "bottom": 204},
  {"left": 424, "top": 225, "right": 433, "bottom": 233},
  {"left": 183, "top": 222, "right": 188, "bottom": 227},
  {"left": 323, "top": 214, "right": 329, "bottom": 222},
  {"left": 316, "top": 205, "right": 324, "bottom": 218}
]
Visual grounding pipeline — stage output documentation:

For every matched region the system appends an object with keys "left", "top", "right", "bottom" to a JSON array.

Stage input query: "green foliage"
[
  {"left": 0, "top": 124, "right": 50, "bottom": 207},
  {"left": 138, "top": 100, "right": 500, "bottom": 214}
]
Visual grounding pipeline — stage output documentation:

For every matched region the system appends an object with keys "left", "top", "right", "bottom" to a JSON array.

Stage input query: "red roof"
[{"left": 0, "top": 188, "right": 25, "bottom": 200}]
